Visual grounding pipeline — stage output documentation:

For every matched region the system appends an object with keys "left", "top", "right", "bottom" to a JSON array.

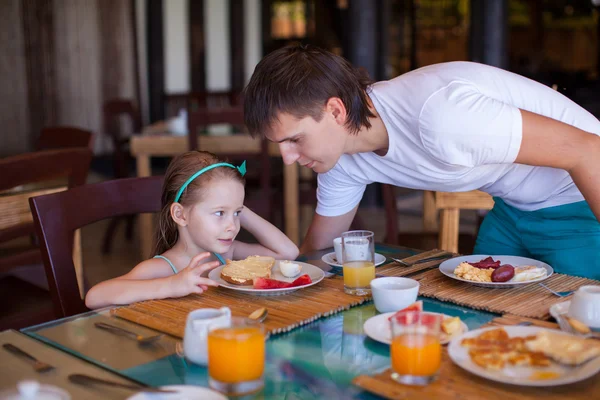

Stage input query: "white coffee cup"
[
  {"left": 567, "top": 285, "right": 600, "bottom": 329},
  {"left": 183, "top": 307, "right": 231, "bottom": 365},
  {"left": 370, "top": 277, "right": 419, "bottom": 313},
  {"left": 333, "top": 237, "right": 343, "bottom": 264}
]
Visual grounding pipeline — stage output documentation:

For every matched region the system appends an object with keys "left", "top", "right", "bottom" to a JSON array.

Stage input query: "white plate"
[
  {"left": 439, "top": 255, "right": 553, "bottom": 288},
  {"left": 127, "top": 385, "right": 227, "bottom": 400},
  {"left": 363, "top": 312, "right": 468, "bottom": 345},
  {"left": 448, "top": 325, "right": 600, "bottom": 386},
  {"left": 321, "top": 252, "right": 387, "bottom": 268},
  {"left": 208, "top": 260, "right": 325, "bottom": 296}
]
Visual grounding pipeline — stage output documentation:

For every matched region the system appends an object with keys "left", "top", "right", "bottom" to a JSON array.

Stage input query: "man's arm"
[
  {"left": 516, "top": 109, "right": 600, "bottom": 220},
  {"left": 299, "top": 205, "right": 359, "bottom": 254}
]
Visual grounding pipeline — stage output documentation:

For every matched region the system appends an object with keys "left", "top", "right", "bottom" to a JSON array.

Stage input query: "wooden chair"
[
  {"left": 164, "top": 90, "right": 243, "bottom": 118},
  {"left": 102, "top": 99, "right": 143, "bottom": 254},
  {"left": 382, "top": 185, "right": 494, "bottom": 254},
  {"left": 187, "top": 107, "right": 274, "bottom": 219},
  {"left": 0, "top": 148, "right": 92, "bottom": 329},
  {"left": 29, "top": 176, "right": 164, "bottom": 318},
  {"left": 35, "top": 126, "right": 94, "bottom": 150}
]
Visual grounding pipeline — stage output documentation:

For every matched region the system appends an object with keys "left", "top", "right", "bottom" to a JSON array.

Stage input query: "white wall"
[
  {"left": 164, "top": 0, "right": 190, "bottom": 93},
  {"left": 244, "top": 0, "right": 261, "bottom": 82}
]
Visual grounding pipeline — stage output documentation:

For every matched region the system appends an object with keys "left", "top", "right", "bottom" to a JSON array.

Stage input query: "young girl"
[{"left": 85, "top": 151, "right": 299, "bottom": 308}]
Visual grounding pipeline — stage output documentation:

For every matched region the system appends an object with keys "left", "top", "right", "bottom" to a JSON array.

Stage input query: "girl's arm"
[
  {"left": 85, "top": 253, "right": 220, "bottom": 309},
  {"left": 232, "top": 206, "right": 299, "bottom": 260}
]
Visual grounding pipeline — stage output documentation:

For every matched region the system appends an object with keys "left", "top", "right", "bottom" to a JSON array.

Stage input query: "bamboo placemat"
[
  {"left": 376, "top": 251, "right": 599, "bottom": 320},
  {"left": 112, "top": 276, "right": 370, "bottom": 338},
  {"left": 352, "top": 315, "right": 599, "bottom": 400}
]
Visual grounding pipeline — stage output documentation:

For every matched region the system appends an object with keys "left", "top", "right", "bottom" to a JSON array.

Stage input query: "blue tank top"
[{"left": 153, "top": 253, "right": 226, "bottom": 274}]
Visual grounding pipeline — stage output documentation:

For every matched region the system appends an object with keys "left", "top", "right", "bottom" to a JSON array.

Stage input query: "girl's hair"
[
  {"left": 153, "top": 151, "right": 246, "bottom": 255},
  {"left": 243, "top": 43, "right": 375, "bottom": 138}
]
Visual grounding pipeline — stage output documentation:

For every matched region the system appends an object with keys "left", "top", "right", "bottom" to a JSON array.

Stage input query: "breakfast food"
[
  {"left": 567, "top": 317, "right": 591, "bottom": 334},
  {"left": 453, "top": 257, "right": 547, "bottom": 283},
  {"left": 388, "top": 300, "right": 424, "bottom": 322},
  {"left": 441, "top": 317, "right": 462, "bottom": 336},
  {"left": 525, "top": 330, "right": 600, "bottom": 365},
  {"left": 279, "top": 260, "right": 302, "bottom": 278},
  {"left": 220, "top": 256, "right": 275, "bottom": 285},
  {"left": 253, "top": 274, "right": 312, "bottom": 289},
  {"left": 461, "top": 328, "right": 552, "bottom": 370},
  {"left": 454, "top": 262, "right": 493, "bottom": 282}
]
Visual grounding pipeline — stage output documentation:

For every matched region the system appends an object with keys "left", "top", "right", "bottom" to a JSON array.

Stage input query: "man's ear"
[
  {"left": 325, "top": 97, "right": 347, "bottom": 126},
  {"left": 170, "top": 203, "right": 188, "bottom": 227}
]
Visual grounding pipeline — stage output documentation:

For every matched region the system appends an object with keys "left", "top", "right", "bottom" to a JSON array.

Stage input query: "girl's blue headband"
[{"left": 174, "top": 161, "right": 246, "bottom": 203}]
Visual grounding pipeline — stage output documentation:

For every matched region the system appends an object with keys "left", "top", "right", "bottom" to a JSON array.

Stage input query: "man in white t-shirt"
[{"left": 243, "top": 44, "right": 600, "bottom": 279}]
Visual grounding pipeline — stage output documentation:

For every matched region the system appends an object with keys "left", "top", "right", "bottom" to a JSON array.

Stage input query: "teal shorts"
[{"left": 474, "top": 198, "right": 600, "bottom": 280}]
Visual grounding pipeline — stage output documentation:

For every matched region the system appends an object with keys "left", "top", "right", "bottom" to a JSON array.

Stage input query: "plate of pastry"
[
  {"left": 208, "top": 256, "right": 325, "bottom": 296},
  {"left": 448, "top": 326, "right": 600, "bottom": 386},
  {"left": 439, "top": 255, "right": 553, "bottom": 289}
]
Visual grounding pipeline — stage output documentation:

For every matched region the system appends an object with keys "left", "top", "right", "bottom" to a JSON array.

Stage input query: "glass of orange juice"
[
  {"left": 207, "top": 317, "right": 265, "bottom": 396},
  {"left": 342, "top": 230, "right": 375, "bottom": 295},
  {"left": 390, "top": 311, "right": 442, "bottom": 385}
]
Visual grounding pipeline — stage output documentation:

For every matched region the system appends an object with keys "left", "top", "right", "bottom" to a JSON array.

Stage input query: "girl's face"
[{"left": 184, "top": 178, "right": 245, "bottom": 254}]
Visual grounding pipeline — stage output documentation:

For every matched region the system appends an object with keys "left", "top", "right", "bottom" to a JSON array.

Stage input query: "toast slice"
[{"left": 220, "top": 256, "right": 275, "bottom": 285}]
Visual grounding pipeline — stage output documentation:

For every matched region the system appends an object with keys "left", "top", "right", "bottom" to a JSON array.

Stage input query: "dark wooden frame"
[{"left": 30, "top": 176, "right": 164, "bottom": 318}]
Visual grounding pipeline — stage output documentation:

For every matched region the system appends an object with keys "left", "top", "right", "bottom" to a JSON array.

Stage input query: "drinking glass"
[
  {"left": 207, "top": 317, "right": 265, "bottom": 396},
  {"left": 342, "top": 230, "right": 375, "bottom": 295},
  {"left": 390, "top": 311, "right": 442, "bottom": 385}
]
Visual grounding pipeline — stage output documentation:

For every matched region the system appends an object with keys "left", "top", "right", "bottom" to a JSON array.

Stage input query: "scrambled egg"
[{"left": 453, "top": 262, "right": 493, "bottom": 282}]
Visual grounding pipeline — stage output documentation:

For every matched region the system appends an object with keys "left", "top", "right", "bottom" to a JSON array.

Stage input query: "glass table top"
[{"left": 22, "top": 245, "right": 498, "bottom": 399}]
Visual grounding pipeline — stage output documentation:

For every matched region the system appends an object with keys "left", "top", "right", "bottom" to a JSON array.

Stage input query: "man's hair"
[{"left": 243, "top": 43, "right": 375, "bottom": 138}]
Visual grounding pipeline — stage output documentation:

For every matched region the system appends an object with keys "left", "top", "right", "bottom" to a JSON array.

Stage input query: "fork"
[
  {"left": 2, "top": 343, "right": 55, "bottom": 373},
  {"left": 391, "top": 253, "right": 453, "bottom": 267},
  {"left": 538, "top": 283, "right": 574, "bottom": 298}
]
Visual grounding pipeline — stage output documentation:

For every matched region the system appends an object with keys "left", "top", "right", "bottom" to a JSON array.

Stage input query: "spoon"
[
  {"left": 248, "top": 307, "right": 268, "bottom": 323},
  {"left": 94, "top": 322, "right": 164, "bottom": 345}
]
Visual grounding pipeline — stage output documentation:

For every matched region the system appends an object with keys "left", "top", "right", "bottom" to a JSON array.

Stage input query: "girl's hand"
[{"left": 169, "top": 252, "right": 220, "bottom": 298}]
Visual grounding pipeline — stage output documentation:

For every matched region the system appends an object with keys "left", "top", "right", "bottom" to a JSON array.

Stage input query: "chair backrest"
[
  {"left": 0, "top": 149, "right": 92, "bottom": 273},
  {"left": 164, "top": 90, "right": 243, "bottom": 117},
  {"left": 103, "top": 99, "right": 142, "bottom": 141},
  {"left": 35, "top": 126, "right": 94, "bottom": 151},
  {"left": 29, "top": 176, "right": 164, "bottom": 318},
  {"left": 187, "top": 106, "right": 246, "bottom": 151}
]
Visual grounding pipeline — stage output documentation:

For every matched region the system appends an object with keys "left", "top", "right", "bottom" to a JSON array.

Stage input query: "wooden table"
[{"left": 130, "top": 134, "right": 300, "bottom": 258}]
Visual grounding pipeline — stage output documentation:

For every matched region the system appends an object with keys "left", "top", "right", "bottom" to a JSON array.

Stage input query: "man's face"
[{"left": 266, "top": 107, "right": 348, "bottom": 174}]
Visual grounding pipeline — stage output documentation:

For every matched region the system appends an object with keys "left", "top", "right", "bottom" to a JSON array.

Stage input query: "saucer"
[{"left": 321, "top": 252, "right": 386, "bottom": 268}]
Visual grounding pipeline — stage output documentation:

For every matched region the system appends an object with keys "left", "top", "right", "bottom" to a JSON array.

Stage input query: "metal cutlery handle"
[
  {"left": 95, "top": 322, "right": 139, "bottom": 339},
  {"left": 68, "top": 374, "right": 174, "bottom": 393},
  {"left": 3, "top": 343, "right": 39, "bottom": 362}
]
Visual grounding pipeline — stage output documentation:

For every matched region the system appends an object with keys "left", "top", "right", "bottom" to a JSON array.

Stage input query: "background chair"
[
  {"left": 0, "top": 148, "right": 92, "bottom": 329},
  {"left": 30, "top": 176, "right": 164, "bottom": 318},
  {"left": 382, "top": 185, "right": 493, "bottom": 254},
  {"left": 186, "top": 107, "right": 275, "bottom": 220},
  {"left": 35, "top": 126, "right": 94, "bottom": 151},
  {"left": 102, "top": 99, "right": 143, "bottom": 254}
]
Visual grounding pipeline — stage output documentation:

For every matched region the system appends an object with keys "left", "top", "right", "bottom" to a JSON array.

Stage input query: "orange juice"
[
  {"left": 391, "top": 334, "right": 441, "bottom": 376},
  {"left": 343, "top": 261, "right": 375, "bottom": 288},
  {"left": 208, "top": 326, "right": 265, "bottom": 383}
]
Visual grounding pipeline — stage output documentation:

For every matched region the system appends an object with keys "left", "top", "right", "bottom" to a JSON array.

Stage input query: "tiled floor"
[{"left": 2, "top": 169, "right": 481, "bottom": 330}]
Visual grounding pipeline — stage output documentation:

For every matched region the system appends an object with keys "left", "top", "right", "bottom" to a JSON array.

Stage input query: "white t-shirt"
[{"left": 316, "top": 61, "right": 600, "bottom": 217}]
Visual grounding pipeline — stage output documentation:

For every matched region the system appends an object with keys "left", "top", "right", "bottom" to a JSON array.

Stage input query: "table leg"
[
  {"left": 136, "top": 155, "right": 154, "bottom": 259},
  {"left": 284, "top": 163, "right": 299, "bottom": 245}
]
